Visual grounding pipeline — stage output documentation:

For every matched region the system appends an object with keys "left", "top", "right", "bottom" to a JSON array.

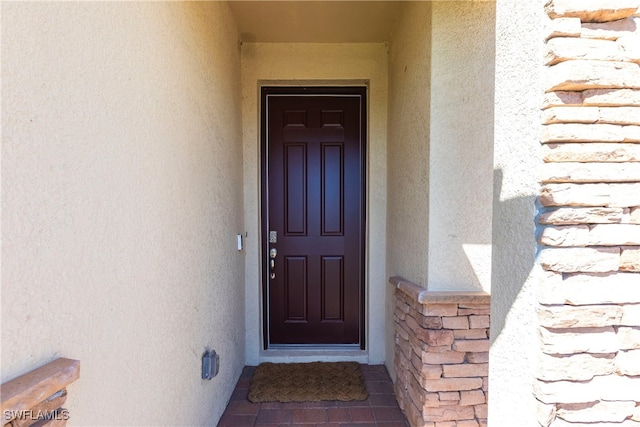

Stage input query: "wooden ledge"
[
  {"left": 1, "top": 358, "right": 80, "bottom": 415},
  {"left": 389, "top": 276, "right": 490, "bottom": 305}
]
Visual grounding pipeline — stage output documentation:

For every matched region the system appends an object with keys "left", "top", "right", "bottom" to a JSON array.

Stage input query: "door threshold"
[{"left": 259, "top": 347, "right": 369, "bottom": 364}]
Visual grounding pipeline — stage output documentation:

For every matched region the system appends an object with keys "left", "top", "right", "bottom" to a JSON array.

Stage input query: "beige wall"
[
  {"left": 386, "top": 2, "right": 432, "bottom": 289},
  {"left": 429, "top": 2, "right": 495, "bottom": 293},
  {"left": 240, "top": 43, "right": 388, "bottom": 365},
  {"left": 1, "top": 2, "right": 245, "bottom": 425},
  {"left": 385, "top": 1, "right": 432, "bottom": 378},
  {"left": 489, "top": 0, "right": 544, "bottom": 424},
  {"left": 385, "top": 0, "right": 496, "bottom": 377},
  {"left": 387, "top": 1, "right": 543, "bottom": 423},
  {"left": 386, "top": 0, "right": 496, "bottom": 292},
  {"left": 1, "top": 1, "right": 550, "bottom": 425}
]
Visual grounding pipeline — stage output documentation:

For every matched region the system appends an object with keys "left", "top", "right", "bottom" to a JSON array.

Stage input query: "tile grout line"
[{"left": 218, "top": 365, "right": 409, "bottom": 427}]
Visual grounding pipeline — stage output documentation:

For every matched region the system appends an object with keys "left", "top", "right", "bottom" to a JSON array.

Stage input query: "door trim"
[{"left": 260, "top": 86, "right": 367, "bottom": 350}]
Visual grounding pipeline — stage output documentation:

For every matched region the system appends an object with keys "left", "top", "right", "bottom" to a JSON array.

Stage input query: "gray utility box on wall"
[{"left": 202, "top": 350, "right": 219, "bottom": 380}]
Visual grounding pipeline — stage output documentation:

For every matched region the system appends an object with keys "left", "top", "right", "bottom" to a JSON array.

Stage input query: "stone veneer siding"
[
  {"left": 391, "top": 276, "right": 490, "bottom": 427},
  {"left": 536, "top": 1, "right": 640, "bottom": 426}
]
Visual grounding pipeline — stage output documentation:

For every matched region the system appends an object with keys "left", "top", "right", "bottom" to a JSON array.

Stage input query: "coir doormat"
[{"left": 247, "top": 361, "right": 368, "bottom": 403}]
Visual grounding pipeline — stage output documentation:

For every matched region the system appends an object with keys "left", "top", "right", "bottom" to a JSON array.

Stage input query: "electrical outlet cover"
[{"left": 202, "top": 350, "right": 218, "bottom": 380}]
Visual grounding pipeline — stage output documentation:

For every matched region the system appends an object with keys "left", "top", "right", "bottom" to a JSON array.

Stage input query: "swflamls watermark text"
[{"left": 4, "top": 408, "right": 70, "bottom": 421}]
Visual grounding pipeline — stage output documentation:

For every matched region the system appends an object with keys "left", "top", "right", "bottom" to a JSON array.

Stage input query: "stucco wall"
[
  {"left": 428, "top": 2, "right": 495, "bottom": 293},
  {"left": 385, "top": 0, "right": 496, "bottom": 379},
  {"left": 386, "top": 2, "right": 432, "bottom": 291},
  {"left": 240, "top": 43, "right": 388, "bottom": 365},
  {"left": 2, "top": 2, "right": 245, "bottom": 425},
  {"left": 489, "top": 0, "right": 544, "bottom": 424},
  {"left": 387, "top": 0, "right": 540, "bottom": 422},
  {"left": 385, "top": 1, "right": 432, "bottom": 379}
]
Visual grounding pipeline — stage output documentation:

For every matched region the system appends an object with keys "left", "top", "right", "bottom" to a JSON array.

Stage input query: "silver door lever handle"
[{"left": 269, "top": 248, "right": 277, "bottom": 279}]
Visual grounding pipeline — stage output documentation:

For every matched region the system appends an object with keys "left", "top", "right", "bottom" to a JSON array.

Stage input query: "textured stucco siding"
[
  {"left": 385, "top": 1, "right": 432, "bottom": 381},
  {"left": 429, "top": 1, "right": 495, "bottom": 293},
  {"left": 387, "top": 2, "right": 432, "bottom": 293},
  {"left": 489, "top": 0, "right": 545, "bottom": 425},
  {"left": 1, "top": 2, "right": 245, "bottom": 425},
  {"left": 386, "top": 0, "right": 496, "bottom": 382}
]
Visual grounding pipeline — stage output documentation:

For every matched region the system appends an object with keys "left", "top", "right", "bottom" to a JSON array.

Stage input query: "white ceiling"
[{"left": 227, "top": 1, "right": 404, "bottom": 43}]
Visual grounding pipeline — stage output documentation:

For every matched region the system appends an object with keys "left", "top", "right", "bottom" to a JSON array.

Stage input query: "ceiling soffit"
[{"left": 227, "top": 1, "right": 403, "bottom": 43}]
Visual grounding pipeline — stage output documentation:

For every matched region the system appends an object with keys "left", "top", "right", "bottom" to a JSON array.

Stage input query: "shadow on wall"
[{"left": 489, "top": 168, "right": 538, "bottom": 342}]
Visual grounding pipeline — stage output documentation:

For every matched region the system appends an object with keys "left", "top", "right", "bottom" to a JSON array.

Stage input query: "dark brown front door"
[{"left": 261, "top": 87, "right": 366, "bottom": 348}]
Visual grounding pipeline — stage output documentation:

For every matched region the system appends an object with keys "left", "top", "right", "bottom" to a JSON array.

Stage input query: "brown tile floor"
[{"left": 218, "top": 364, "right": 410, "bottom": 427}]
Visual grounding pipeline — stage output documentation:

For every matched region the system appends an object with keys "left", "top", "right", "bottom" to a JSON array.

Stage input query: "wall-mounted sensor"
[
  {"left": 237, "top": 234, "right": 243, "bottom": 251},
  {"left": 202, "top": 350, "right": 219, "bottom": 380}
]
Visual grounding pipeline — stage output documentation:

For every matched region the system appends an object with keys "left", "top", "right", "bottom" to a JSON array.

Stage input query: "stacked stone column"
[
  {"left": 536, "top": 1, "right": 640, "bottom": 425},
  {"left": 391, "top": 277, "right": 490, "bottom": 427}
]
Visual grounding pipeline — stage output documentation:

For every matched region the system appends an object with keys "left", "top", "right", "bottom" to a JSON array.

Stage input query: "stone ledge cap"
[
  {"left": 389, "top": 276, "right": 490, "bottom": 305},
  {"left": 1, "top": 358, "right": 80, "bottom": 414}
]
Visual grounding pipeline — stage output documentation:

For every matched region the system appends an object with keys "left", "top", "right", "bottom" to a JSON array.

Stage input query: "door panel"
[
  {"left": 321, "top": 256, "right": 344, "bottom": 321},
  {"left": 262, "top": 88, "right": 366, "bottom": 347},
  {"left": 284, "top": 143, "right": 307, "bottom": 235},
  {"left": 322, "top": 144, "right": 344, "bottom": 235},
  {"left": 285, "top": 256, "right": 307, "bottom": 322}
]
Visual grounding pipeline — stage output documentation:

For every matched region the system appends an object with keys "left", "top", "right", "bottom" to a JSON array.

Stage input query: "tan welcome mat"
[{"left": 247, "top": 361, "right": 368, "bottom": 403}]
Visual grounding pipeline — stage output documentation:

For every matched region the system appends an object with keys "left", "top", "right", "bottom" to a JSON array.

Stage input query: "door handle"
[{"left": 269, "top": 248, "right": 277, "bottom": 279}]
